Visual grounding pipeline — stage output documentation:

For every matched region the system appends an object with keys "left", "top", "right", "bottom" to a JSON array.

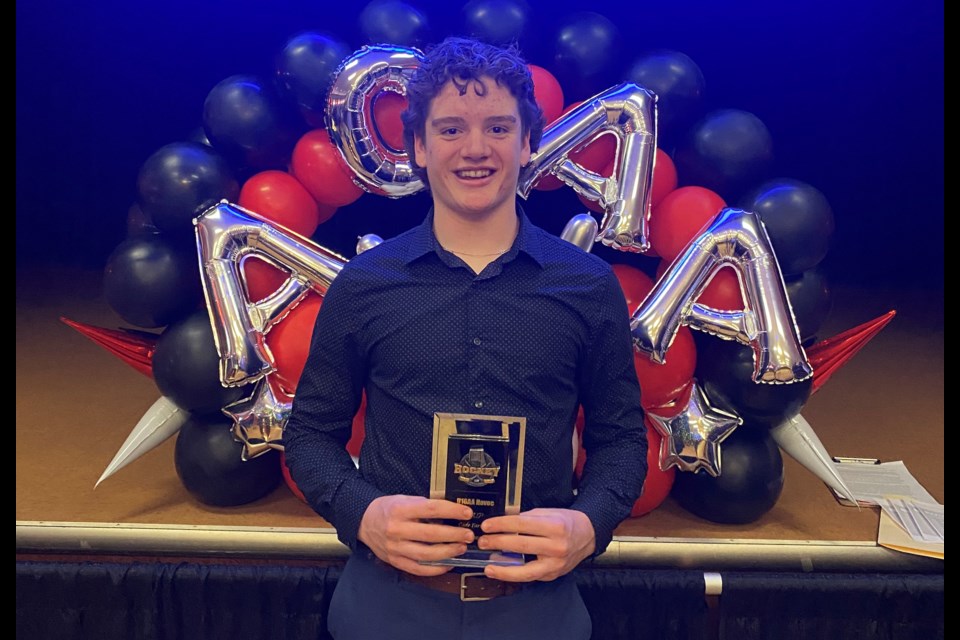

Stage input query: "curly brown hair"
[{"left": 401, "top": 36, "right": 545, "bottom": 185}]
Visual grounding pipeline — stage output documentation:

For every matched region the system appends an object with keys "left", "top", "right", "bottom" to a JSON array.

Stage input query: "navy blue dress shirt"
[{"left": 283, "top": 208, "right": 647, "bottom": 558}]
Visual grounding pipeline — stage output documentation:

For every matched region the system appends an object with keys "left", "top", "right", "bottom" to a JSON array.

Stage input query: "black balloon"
[
  {"left": 186, "top": 126, "right": 212, "bottom": 147},
  {"left": 671, "top": 425, "right": 784, "bottom": 524},
  {"left": 174, "top": 413, "right": 282, "bottom": 507},
  {"left": 152, "top": 310, "right": 245, "bottom": 415},
  {"left": 552, "top": 11, "right": 622, "bottom": 101},
  {"left": 125, "top": 202, "right": 159, "bottom": 237},
  {"left": 276, "top": 31, "right": 351, "bottom": 129},
  {"left": 625, "top": 50, "right": 706, "bottom": 145},
  {"left": 202, "top": 74, "right": 305, "bottom": 171},
  {"left": 694, "top": 336, "right": 813, "bottom": 427},
  {"left": 103, "top": 234, "right": 202, "bottom": 329},
  {"left": 136, "top": 141, "right": 239, "bottom": 235},
  {"left": 739, "top": 178, "right": 835, "bottom": 276},
  {"left": 462, "top": 0, "right": 531, "bottom": 46},
  {"left": 359, "top": 0, "right": 430, "bottom": 48},
  {"left": 674, "top": 108, "right": 774, "bottom": 200},
  {"left": 785, "top": 267, "right": 834, "bottom": 342}
]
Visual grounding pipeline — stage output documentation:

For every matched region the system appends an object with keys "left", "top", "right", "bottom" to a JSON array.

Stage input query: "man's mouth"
[{"left": 455, "top": 169, "right": 493, "bottom": 179}]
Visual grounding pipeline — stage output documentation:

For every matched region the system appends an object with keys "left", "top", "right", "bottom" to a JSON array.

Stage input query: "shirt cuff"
[
  {"left": 569, "top": 495, "right": 620, "bottom": 560},
  {"left": 331, "top": 476, "right": 388, "bottom": 551}
]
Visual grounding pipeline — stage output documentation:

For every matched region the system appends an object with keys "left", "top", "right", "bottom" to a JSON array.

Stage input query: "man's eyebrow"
[
  {"left": 429, "top": 116, "right": 467, "bottom": 129},
  {"left": 428, "top": 115, "right": 519, "bottom": 129},
  {"left": 485, "top": 115, "right": 519, "bottom": 126}
]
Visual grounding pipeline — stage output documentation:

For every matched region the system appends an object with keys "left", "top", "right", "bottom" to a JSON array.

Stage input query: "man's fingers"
[
  {"left": 477, "top": 532, "right": 566, "bottom": 558},
  {"left": 398, "top": 520, "right": 475, "bottom": 544},
  {"left": 394, "top": 540, "right": 470, "bottom": 563},
  {"left": 481, "top": 513, "right": 557, "bottom": 537},
  {"left": 395, "top": 497, "right": 473, "bottom": 521},
  {"left": 478, "top": 532, "right": 536, "bottom": 554},
  {"left": 484, "top": 557, "right": 559, "bottom": 583}
]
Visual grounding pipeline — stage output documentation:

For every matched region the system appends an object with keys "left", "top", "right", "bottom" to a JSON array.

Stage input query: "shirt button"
[
  {"left": 473, "top": 337, "right": 482, "bottom": 346},
  {"left": 474, "top": 401, "right": 483, "bottom": 409}
]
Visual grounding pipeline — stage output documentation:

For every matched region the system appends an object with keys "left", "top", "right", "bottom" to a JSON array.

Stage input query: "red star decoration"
[
  {"left": 60, "top": 316, "right": 158, "bottom": 378},
  {"left": 806, "top": 310, "right": 897, "bottom": 394}
]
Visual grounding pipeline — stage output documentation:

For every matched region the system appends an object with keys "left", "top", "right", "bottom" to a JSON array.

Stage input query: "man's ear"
[{"left": 521, "top": 130, "right": 531, "bottom": 166}]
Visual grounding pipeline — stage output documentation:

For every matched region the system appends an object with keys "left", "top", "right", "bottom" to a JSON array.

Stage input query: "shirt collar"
[{"left": 404, "top": 206, "right": 546, "bottom": 268}]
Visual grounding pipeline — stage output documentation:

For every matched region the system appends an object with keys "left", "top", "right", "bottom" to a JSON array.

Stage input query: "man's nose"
[{"left": 461, "top": 130, "right": 490, "bottom": 158}]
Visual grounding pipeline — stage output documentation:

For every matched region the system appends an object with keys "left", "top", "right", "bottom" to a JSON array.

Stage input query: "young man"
[{"left": 283, "top": 36, "right": 647, "bottom": 639}]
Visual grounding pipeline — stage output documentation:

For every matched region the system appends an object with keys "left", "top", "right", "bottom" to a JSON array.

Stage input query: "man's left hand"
[{"left": 476, "top": 508, "right": 596, "bottom": 582}]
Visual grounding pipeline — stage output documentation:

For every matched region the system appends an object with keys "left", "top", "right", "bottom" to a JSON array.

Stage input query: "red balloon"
[
  {"left": 572, "top": 130, "right": 617, "bottom": 174},
  {"left": 533, "top": 176, "right": 564, "bottom": 191},
  {"left": 280, "top": 452, "right": 308, "bottom": 502},
  {"left": 239, "top": 170, "right": 328, "bottom": 237},
  {"left": 290, "top": 129, "right": 365, "bottom": 208},
  {"left": 649, "top": 185, "right": 726, "bottom": 263},
  {"left": 577, "top": 147, "right": 677, "bottom": 216},
  {"left": 574, "top": 406, "right": 586, "bottom": 478},
  {"left": 529, "top": 84, "right": 572, "bottom": 192},
  {"left": 243, "top": 257, "right": 289, "bottom": 303},
  {"left": 697, "top": 266, "right": 745, "bottom": 310},
  {"left": 634, "top": 326, "right": 696, "bottom": 409},
  {"left": 573, "top": 409, "right": 675, "bottom": 518},
  {"left": 610, "top": 262, "right": 695, "bottom": 408},
  {"left": 611, "top": 263, "right": 654, "bottom": 314},
  {"left": 267, "top": 293, "right": 323, "bottom": 395},
  {"left": 281, "top": 392, "right": 368, "bottom": 504},
  {"left": 346, "top": 392, "right": 367, "bottom": 458},
  {"left": 651, "top": 148, "right": 678, "bottom": 207},
  {"left": 571, "top": 121, "right": 618, "bottom": 207},
  {"left": 528, "top": 64, "right": 564, "bottom": 125},
  {"left": 537, "top": 99, "right": 610, "bottom": 192},
  {"left": 372, "top": 90, "right": 408, "bottom": 152},
  {"left": 630, "top": 418, "right": 675, "bottom": 517},
  {"left": 655, "top": 257, "right": 745, "bottom": 311}
]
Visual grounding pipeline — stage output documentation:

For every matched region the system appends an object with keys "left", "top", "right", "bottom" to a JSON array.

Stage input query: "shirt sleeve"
[
  {"left": 282, "top": 266, "right": 386, "bottom": 551},
  {"left": 569, "top": 269, "right": 648, "bottom": 557}
]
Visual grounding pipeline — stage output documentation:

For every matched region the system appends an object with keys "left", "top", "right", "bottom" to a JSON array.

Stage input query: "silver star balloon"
[
  {"left": 647, "top": 381, "right": 741, "bottom": 477},
  {"left": 222, "top": 377, "right": 291, "bottom": 461}
]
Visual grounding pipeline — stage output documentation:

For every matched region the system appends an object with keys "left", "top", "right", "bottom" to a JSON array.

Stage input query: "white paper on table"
[
  {"left": 830, "top": 460, "right": 938, "bottom": 506},
  {"left": 877, "top": 497, "right": 944, "bottom": 543},
  {"left": 878, "top": 509, "right": 944, "bottom": 559},
  {"left": 915, "top": 500, "right": 946, "bottom": 537}
]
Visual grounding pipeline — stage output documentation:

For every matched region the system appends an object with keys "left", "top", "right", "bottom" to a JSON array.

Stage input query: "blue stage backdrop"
[{"left": 16, "top": 0, "right": 943, "bottom": 289}]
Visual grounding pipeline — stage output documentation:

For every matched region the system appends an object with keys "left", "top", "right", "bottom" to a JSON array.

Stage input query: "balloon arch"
[{"left": 67, "top": 0, "right": 892, "bottom": 526}]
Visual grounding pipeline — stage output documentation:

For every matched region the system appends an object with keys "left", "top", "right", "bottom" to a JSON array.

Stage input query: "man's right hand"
[{"left": 357, "top": 495, "right": 475, "bottom": 575}]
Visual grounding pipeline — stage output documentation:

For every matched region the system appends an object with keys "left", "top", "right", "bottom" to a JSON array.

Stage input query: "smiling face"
[{"left": 414, "top": 76, "right": 531, "bottom": 222}]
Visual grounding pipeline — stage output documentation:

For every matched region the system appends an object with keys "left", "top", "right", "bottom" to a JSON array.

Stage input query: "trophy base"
[{"left": 420, "top": 545, "right": 527, "bottom": 568}]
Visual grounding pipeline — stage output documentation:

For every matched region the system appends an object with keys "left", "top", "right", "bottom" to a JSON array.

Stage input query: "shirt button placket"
[
  {"left": 472, "top": 338, "right": 483, "bottom": 409},
  {"left": 467, "top": 285, "right": 484, "bottom": 412}
]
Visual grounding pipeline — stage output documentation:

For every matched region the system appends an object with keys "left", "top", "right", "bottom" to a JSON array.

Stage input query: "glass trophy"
[{"left": 424, "top": 412, "right": 527, "bottom": 568}]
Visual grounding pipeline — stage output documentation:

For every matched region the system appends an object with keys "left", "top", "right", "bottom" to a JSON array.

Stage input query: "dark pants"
[{"left": 327, "top": 550, "right": 592, "bottom": 640}]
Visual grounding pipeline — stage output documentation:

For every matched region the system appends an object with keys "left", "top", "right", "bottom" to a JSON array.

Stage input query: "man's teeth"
[{"left": 457, "top": 169, "right": 492, "bottom": 178}]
